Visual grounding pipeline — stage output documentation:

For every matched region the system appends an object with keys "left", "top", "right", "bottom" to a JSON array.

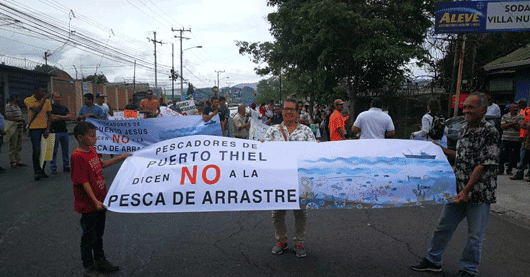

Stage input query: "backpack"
[{"left": 428, "top": 113, "right": 445, "bottom": 140}]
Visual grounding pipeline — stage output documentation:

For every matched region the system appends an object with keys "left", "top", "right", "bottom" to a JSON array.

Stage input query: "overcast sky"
[{"left": 0, "top": 0, "right": 276, "bottom": 91}]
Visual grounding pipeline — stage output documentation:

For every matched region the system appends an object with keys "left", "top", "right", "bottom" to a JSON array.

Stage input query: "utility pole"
[
  {"left": 172, "top": 28, "right": 191, "bottom": 97},
  {"left": 147, "top": 32, "right": 163, "bottom": 89},
  {"left": 44, "top": 51, "right": 51, "bottom": 65},
  {"left": 215, "top": 70, "right": 225, "bottom": 92},
  {"left": 73, "top": 65, "right": 78, "bottom": 79},
  {"left": 170, "top": 44, "right": 179, "bottom": 101},
  {"left": 453, "top": 34, "right": 466, "bottom": 117},
  {"left": 133, "top": 60, "right": 136, "bottom": 90},
  {"left": 171, "top": 43, "right": 175, "bottom": 101}
]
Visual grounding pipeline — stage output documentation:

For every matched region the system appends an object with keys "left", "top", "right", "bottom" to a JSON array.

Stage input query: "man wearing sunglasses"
[{"left": 139, "top": 90, "right": 160, "bottom": 118}]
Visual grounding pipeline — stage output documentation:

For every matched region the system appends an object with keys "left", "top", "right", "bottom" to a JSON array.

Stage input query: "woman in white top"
[{"left": 411, "top": 98, "right": 447, "bottom": 146}]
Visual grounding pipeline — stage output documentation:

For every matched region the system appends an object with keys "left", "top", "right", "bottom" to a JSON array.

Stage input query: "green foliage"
[
  {"left": 187, "top": 83, "right": 194, "bottom": 95},
  {"left": 437, "top": 33, "right": 530, "bottom": 94},
  {"left": 33, "top": 64, "right": 60, "bottom": 73},
  {"left": 83, "top": 73, "right": 108, "bottom": 84},
  {"left": 256, "top": 78, "right": 282, "bottom": 104},
  {"left": 238, "top": 0, "right": 434, "bottom": 115}
]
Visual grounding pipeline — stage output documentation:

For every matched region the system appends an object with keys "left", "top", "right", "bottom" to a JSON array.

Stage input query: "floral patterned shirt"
[
  {"left": 455, "top": 118, "right": 499, "bottom": 204},
  {"left": 264, "top": 123, "right": 316, "bottom": 142}
]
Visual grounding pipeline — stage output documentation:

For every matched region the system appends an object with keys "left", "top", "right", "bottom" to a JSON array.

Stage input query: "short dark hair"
[
  {"left": 83, "top": 93, "right": 94, "bottom": 101},
  {"left": 74, "top": 121, "right": 96, "bottom": 141},
  {"left": 371, "top": 97, "right": 383, "bottom": 108},
  {"left": 284, "top": 98, "right": 299, "bottom": 111},
  {"left": 219, "top": 96, "right": 226, "bottom": 102}
]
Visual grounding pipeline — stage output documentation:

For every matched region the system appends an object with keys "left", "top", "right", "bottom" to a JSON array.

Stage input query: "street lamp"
[{"left": 181, "top": 45, "right": 202, "bottom": 98}]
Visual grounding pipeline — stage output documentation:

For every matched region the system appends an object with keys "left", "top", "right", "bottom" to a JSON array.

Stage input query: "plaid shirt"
[{"left": 455, "top": 118, "right": 500, "bottom": 204}]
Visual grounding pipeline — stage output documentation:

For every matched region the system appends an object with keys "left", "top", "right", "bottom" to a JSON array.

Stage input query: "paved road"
[{"left": 0, "top": 136, "right": 529, "bottom": 276}]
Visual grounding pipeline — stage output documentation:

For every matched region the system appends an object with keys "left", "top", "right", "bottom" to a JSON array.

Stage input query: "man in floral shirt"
[
  {"left": 411, "top": 93, "right": 499, "bottom": 277},
  {"left": 264, "top": 98, "right": 315, "bottom": 258}
]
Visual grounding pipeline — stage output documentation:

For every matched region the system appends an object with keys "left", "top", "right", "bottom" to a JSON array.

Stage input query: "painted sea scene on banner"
[{"left": 297, "top": 151, "right": 457, "bottom": 209}]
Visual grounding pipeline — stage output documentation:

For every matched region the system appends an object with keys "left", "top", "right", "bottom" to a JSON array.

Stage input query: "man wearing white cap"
[{"left": 95, "top": 92, "right": 113, "bottom": 120}]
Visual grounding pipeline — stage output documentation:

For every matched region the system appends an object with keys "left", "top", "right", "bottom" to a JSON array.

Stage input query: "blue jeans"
[
  {"left": 427, "top": 203, "right": 490, "bottom": 276},
  {"left": 29, "top": 129, "right": 46, "bottom": 174},
  {"left": 80, "top": 210, "right": 106, "bottom": 267},
  {"left": 50, "top": 132, "right": 70, "bottom": 170},
  {"left": 517, "top": 149, "right": 530, "bottom": 175}
]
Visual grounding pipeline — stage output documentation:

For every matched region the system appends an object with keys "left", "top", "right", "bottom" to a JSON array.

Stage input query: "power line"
[
  {"left": 124, "top": 0, "right": 171, "bottom": 30},
  {"left": 147, "top": 0, "right": 183, "bottom": 28},
  {"left": 0, "top": 2, "right": 171, "bottom": 75}
]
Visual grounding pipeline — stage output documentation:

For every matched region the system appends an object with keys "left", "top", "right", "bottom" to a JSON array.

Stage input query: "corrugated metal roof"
[{"left": 484, "top": 45, "right": 530, "bottom": 71}]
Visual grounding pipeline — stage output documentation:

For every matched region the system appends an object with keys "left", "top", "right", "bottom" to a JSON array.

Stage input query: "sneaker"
[
  {"left": 51, "top": 169, "right": 57, "bottom": 174},
  {"left": 410, "top": 258, "right": 442, "bottom": 272},
  {"left": 83, "top": 265, "right": 105, "bottom": 277},
  {"left": 272, "top": 241, "right": 288, "bottom": 255},
  {"left": 295, "top": 244, "right": 307, "bottom": 258},
  {"left": 510, "top": 173, "right": 524, "bottom": 180},
  {"left": 0, "top": 167, "right": 6, "bottom": 173},
  {"left": 95, "top": 259, "right": 119, "bottom": 272},
  {"left": 457, "top": 270, "right": 476, "bottom": 277}
]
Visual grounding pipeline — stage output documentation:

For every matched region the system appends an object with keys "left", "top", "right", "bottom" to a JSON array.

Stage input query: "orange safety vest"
[{"left": 520, "top": 107, "right": 530, "bottom": 138}]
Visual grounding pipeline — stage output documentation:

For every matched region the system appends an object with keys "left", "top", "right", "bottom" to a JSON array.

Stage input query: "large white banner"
[
  {"left": 105, "top": 135, "right": 299, "bottom": 213},
  {"left": 87, "top": 115, "right": 222, "bottom": 154},
  {"left": 105, "top": 136, "right": 457, "bottom": 213}
]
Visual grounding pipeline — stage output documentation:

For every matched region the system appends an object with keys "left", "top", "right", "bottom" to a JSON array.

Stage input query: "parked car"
[
  {"left": 444, "top": 115, "right": 501, "bottom": 151},
  {"left": 445, "top": 116, "right": 465, "bottom": 151}
]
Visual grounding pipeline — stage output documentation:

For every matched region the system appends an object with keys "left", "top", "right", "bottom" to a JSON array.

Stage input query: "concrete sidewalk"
[{"left": 492, "top": 174, "right": 530, "bottom": 227}]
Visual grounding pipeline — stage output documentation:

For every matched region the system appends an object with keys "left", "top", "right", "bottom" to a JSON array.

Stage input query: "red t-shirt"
[
  {"left": 71, "top": 147, "right": 107, "bottom": 213},
  {"left": 329, "top": 110, "right": 345, "bottom": 141},
  {"left": 259, "top": 106, "right": 265, "bottom": 116}
]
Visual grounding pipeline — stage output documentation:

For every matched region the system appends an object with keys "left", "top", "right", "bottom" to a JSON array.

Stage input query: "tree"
[
  {"left": 83, "top": 73, "right": 108, "bottom": 84},
  {"left": 33, "top": 64, "right": 60, "bottom": 73},
  {"left": 436, "top": 32, "right": 530, "bottom": 95},
  {"left": 187, "top": 83, "right": 195, "bottom": 96},
  {"left": 238, "top": 0, "right": 434, "bottom": 116}
]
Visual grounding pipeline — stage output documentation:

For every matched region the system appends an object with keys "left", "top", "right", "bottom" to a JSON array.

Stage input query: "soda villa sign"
[{"left": 435, "top": 1, "right": 530, "bottom": 34}]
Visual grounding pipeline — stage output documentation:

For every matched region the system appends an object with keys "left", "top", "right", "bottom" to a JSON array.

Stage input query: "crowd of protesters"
[{"left": 0, "top": 86, "right": 515, "bottom": 276}]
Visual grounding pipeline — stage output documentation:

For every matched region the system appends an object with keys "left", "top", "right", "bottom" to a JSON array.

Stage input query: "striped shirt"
[{"left": 501, "top": 113, "right": 523, "bottom": 141}]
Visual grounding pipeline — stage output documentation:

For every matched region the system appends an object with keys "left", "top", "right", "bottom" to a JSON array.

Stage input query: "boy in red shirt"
[{"left": 71, "top": 121, "right": 130, "bottom": 276}]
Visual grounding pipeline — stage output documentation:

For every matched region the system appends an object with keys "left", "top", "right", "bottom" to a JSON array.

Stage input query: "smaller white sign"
[{"left": 487, "top": 2, "right": 530, "bottom": 30}]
